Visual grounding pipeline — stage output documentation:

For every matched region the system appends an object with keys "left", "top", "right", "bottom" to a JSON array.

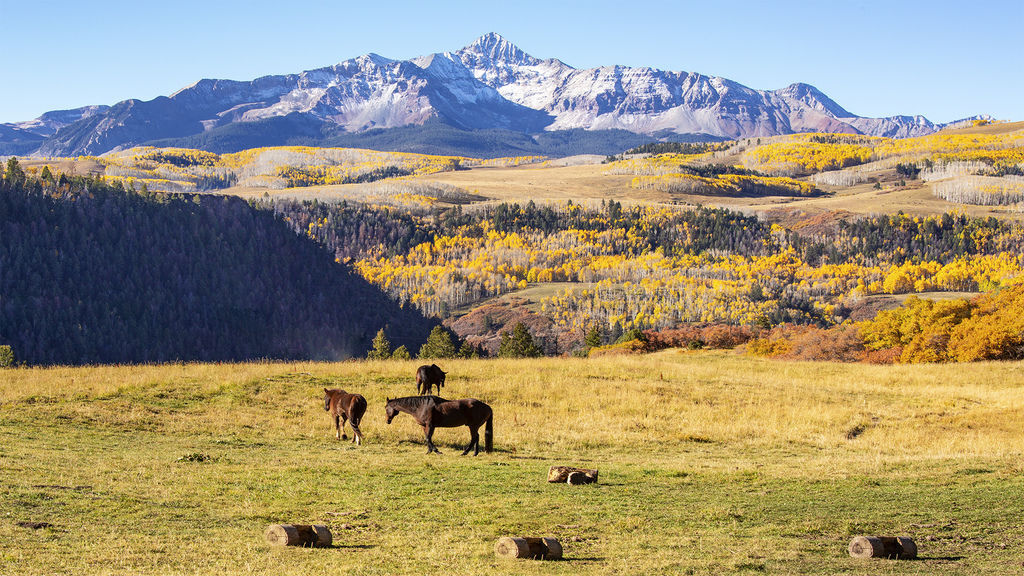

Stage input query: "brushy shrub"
[
  {"left": 744, "top": 324, "right": 864, "bottom": 362},
  {"left": 588, "top": 338, "right": 647, "bottom": 357},
  {"left": 642, "top": 324, "right": 754, "bottom": 352}
]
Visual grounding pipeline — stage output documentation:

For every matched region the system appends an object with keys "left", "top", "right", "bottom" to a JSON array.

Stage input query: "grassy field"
[
  {"left": 3, "top": 353, "right": 1024, "bottom": 574},
  {"left": 223, "top": 155, "right": 1024, "bottom": 223}
]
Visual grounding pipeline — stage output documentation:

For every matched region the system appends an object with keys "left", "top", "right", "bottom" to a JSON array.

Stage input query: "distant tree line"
[
  {"left": 621, "top": 141, "right": 730, "bottom": 156},
  {"left": 792, "top": 212, "right": 1023, "bottom": 267},
  {"left": 272, "top": 199, "right": 781, "bottom": 264}
]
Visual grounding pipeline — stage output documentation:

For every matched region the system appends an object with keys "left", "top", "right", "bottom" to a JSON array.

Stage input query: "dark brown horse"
[
  {"left": 323, "top": 388, "right": 367, "bottom": 445},
  {"left": 415, "top": 364, "right": 446, "bottom": 395},
  {"left": 385, "top": 396, "right": 492, "bottom": 455}
]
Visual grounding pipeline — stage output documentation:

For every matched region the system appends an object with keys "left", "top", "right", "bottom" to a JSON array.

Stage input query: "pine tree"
[
  {"left": 5, "top": 157, "right": 25, "bottom": 185},
  {"left": 459, "top": 340, "right": 480, "bottom": 359},
  {"left": 584, "top": 323, "right": 604, "bottom": 348},
  {"left": 391, "top": 345, "right": 411, "bottom": 360},
  {"left": 498, "top": 322, "right": 542, "bottom": 358},
  {"left": 418, "top": 326, "right": 457, "bottom": 359},
  {"left": 0, "top": 345, "right": 14, "bottom": 368},
  {"left": 367, "top": 328, "right": 392, "bottom": 360}
]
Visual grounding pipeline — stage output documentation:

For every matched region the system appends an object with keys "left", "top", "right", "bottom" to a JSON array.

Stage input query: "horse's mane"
[{"left": 388, "top": 395, "right": 448, "bottom": 409}]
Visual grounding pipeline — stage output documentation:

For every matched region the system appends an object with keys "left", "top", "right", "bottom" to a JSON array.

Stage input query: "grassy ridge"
[{"left": 3, "top": 354, "right": 1024, "bottom": 574}]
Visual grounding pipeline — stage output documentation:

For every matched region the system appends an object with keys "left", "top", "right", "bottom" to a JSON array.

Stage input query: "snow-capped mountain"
[
  {"left": 4, "top": 33, "right": 976, "bottom": 157},
  {"left": 453, "top": 33, "right": 947, "bottom": 139}
]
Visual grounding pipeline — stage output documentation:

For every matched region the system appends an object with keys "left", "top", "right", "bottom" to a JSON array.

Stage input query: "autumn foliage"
[{"left": 859, "top": 286, "right": 1024, "bottom": 363}]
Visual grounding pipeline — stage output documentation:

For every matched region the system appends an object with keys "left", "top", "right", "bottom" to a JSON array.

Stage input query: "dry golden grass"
[
  {"left": 5, "top": 353, "right": 1024, "bottom": 470},
  {"left": 230, "top": 158, "right": 1024, "bottom": 222},
  {"left": 938, "top": 120, "right": 1024, "bottom": 136}
]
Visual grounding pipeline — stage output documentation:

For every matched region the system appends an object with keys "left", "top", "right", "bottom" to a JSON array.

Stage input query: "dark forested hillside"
[
  {"left": 0, "top": 165, "right": 436, "bottom": 365},
  {"left": 147, "top": 119, "right": 656, "bottom": 158}
]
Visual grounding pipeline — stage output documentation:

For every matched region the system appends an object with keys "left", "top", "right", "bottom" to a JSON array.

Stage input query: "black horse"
[
  {"left": 415, "top": 364, "right": 446, "bottom": 395},
  {"left": 385, "top": 395, "right": 493, "bottom": 455}
]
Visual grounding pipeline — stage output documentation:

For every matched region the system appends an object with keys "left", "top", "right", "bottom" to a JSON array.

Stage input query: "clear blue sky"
[{"left": 1, "top": 0, "right": 1020, "bottom": 125}]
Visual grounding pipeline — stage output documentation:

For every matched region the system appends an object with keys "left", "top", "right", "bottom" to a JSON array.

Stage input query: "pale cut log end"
[
  {"left": 495, "top": 536, "right": 531, "bottom": 558},
  {"left": 265, "top": 524, "right": 300, "bottom": 547},
  {"left": 848, "top": 536, "right": 884, "bottom": 558},
  {"left": 547, "top": 466, "right": 564, "bottom": 483}
]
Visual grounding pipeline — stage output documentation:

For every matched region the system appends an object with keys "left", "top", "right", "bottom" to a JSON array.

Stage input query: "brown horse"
[
  {"left": 415, "top": 364, "right": 446, "bottom": 395},
  {"left": 323, "top": 388, "right": 367, "bottom": 445},
  {"left": 385, "top": 395, "right": 493, "bottom": 455}
]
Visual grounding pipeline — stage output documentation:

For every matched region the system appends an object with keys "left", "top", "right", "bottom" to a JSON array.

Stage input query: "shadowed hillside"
[{"left": 0, "top": 166, "right": 436, "bottom": 364}]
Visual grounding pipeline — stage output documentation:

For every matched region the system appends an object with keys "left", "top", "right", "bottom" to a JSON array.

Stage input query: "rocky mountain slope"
[{"left": 4, "top": 33, "right": 975, "bottom": 157}]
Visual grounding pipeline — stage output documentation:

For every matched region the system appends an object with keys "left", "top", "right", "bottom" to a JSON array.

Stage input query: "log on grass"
[
  {"left": 848, "top": 536, "right": 917, "bottom": 559},
  {"left": 548, "top": 465, "right": 598, "bottom": 484},
  {"left": 264, "top": 524, "right": 333, "bottom": 547},
  {"left": 495, "top": 536, "right": 563, "bottom": 560}
]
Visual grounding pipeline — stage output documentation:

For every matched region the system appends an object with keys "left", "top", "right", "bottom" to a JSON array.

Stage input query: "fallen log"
[
  {"left": 264, "top": 524, "right": 333, "bottom": 547},
  {"left": 495, "top": 536, "right": 562, "bottom": 559},
  {"left": 548, "top": 465, "right": 598, "bottom": 484},
  {"left": 848, "top": 535, "right": 917, "bottom": 559}
]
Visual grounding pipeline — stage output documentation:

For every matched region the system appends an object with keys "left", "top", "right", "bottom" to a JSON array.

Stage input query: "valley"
[{"left": 8, "top": 120, "right": 1024, "bottom": 363}]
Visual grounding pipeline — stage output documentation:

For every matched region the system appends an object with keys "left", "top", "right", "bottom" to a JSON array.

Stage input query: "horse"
[
  {"left": 323, "top": 388, "right": 367, "bottom": 445},
  {"left": 385, "top": 395, "right": 493, "bottom": 455},
  {"left": 415, "top": 364, "right": 446, "bottom": 395}
]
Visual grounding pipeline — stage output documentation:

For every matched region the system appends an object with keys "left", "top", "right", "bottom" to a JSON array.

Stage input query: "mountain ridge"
[{"left": 4, "top": 33, "right": 984, "bottom": 157}]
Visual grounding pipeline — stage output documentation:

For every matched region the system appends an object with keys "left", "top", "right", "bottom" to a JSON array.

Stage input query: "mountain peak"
[
  {"left": 777, "top": 82, "right": 852, "bottom": 118},
  {"left": 462, "top": 32, "right": 537, "bottom": 66}
]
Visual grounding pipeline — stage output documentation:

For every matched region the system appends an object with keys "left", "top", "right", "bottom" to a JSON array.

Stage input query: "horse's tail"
[
  {"left": 484, "top": 411, "right": 493, "bottom": 453},
  {"left": 352, "top": 394, "right": 368, "bottom": 421}
]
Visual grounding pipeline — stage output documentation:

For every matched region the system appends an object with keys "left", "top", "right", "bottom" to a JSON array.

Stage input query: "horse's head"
[
  {"left": 385, "top": 398, "right": 397, "bottom": 424},
  {"left": 323, "top": 388, "right": 332, "bottom": 412}
]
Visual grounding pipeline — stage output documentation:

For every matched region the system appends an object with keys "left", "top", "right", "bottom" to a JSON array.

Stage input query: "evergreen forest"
[{"left": 0, "top": 163, "right": 436, "bottom": 365}]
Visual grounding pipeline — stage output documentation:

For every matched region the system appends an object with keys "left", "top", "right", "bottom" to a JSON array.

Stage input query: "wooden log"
[
  {"left": 848, "top": 535, "right": 917, "bottom": 559},
  {"left": 495, "top": 536, "right": 563, "bottom": 559},
  {"left": 566, "top": 471, "right": 596, "bottom": 485},
  {"left": 264, "top": 524, "right": 332, "bottom": 547},
  {"left": 541, "top": 537, "right": 563, "bottom": 559},
  {"left": 548, "top": 465, "right": 598, "bottom": 484}
]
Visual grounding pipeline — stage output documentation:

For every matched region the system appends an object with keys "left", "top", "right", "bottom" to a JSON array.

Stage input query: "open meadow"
[{"left": 3, "top": 352, "right": 1024, "bottom": 574}]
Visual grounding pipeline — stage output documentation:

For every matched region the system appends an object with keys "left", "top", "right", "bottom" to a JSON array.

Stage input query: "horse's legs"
[
  {"left": 340, "top": 413, "right": 349, "bottom": 440},
  {"left": 333, "top": 413, "right": 341, "bottom": 440},
  {"left": 350, "top": 416, "right": 363, "bottom": 445},
  {"left": 424, "top": 424, "right": 440, "bottom": 454},
  {"left": 462, "top": 426, "right": 480, "bottom": 456}
]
